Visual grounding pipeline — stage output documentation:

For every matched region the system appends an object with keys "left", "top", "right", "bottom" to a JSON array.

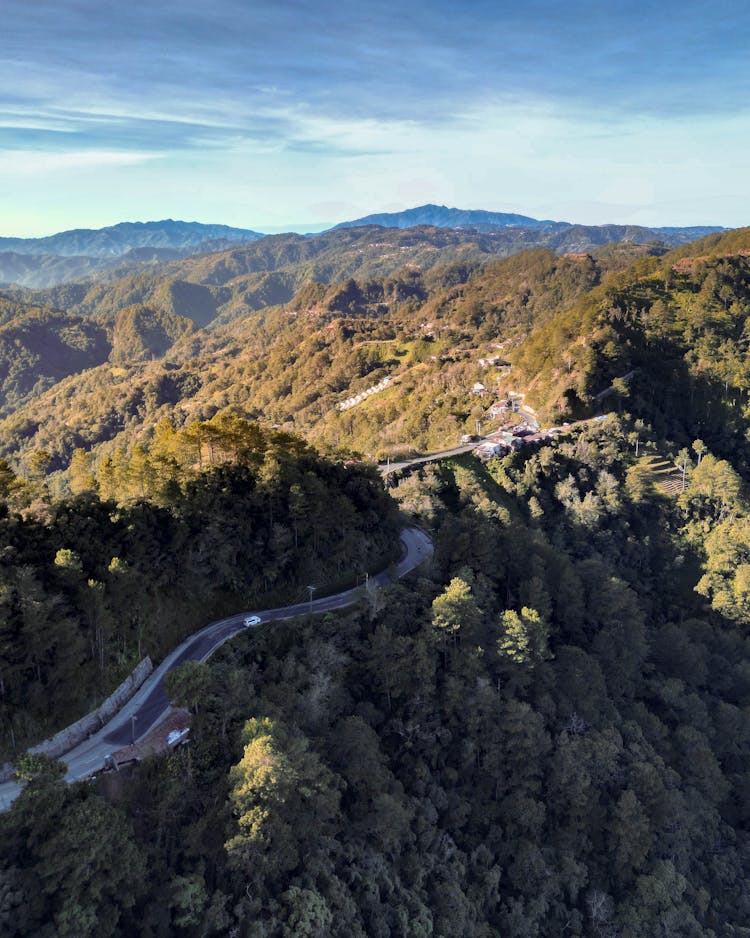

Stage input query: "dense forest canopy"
[
  {"left": 5, "top": 415, "right": 750, "bottom": 935},
  {"left": 0, "top": 416, "right": 399, "bottom": 757},
  {"left": 4, "top": 226, "right": 750, "bottom": 936}
]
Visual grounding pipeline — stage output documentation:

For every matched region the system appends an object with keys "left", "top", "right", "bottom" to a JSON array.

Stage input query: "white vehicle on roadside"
[
  {"left": 167, "top": 728, "right": 190, "bottom": 747},
  {"left": 243, "top": 615, "right": 262, "bottom": 627}
]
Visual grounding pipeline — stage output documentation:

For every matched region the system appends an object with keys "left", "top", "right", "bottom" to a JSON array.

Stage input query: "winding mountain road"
[{"left": 0, "top": 526, "right": 432, "bottom": 811}]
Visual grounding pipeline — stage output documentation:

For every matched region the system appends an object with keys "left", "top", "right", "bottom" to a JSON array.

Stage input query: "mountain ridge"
[
  {"left": 331, "top": 202, "right": 726, "bottom": 239},
  {"left": 331, "top": 203, "right": 563, "bottom": 230},
  {"left": 0, "top": 210, "right": 728, "bottom": 290},
  {"left": 0, "top": 219, "right": 264, "bottom": 260}
]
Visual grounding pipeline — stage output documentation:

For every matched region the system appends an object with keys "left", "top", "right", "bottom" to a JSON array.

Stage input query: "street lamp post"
[
  {"left": 130, "top": 715, "right": 137, "bottom": 747},
  {"left": 307, "top": 585, "right": 317, "bottom": 613}
]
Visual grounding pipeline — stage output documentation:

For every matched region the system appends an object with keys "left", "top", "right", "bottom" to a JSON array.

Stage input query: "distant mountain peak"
[{"left": 331, "top": 203, "right": 567, "bottom": 232}]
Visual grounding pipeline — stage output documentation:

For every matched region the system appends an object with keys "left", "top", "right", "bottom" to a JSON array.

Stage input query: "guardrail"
[{"left": 0, "top": 657, "right": 153, "bottom": 782}]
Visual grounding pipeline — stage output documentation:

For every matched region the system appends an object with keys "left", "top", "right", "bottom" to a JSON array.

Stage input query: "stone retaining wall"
[{"left": 0, "top": 657, "right": 153, "bottom": 782}]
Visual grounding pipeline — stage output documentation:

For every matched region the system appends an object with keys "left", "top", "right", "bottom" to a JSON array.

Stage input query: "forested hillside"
[
  {"left": 0, "top": 417, "right": 399, "bottom": 757},
  {"left": 0, "top": 247, "right": 207, "bottom": 291},
  {"left": 24, "top": 225, "right": 556, "bottom": 324},
  {"left": 5, "top": 415, "right": 750, "bottom": 936},
  {"left": 22, "top": 223, "right": 679, "bottom": 329},
  {"left": 0, "top": 307, "right": 111, "bottom": 418},
  {"left": 512, "top": 229, "right": 750, "bottom": 458},
  {"left": 4, "top": 227, "right": 750, "bottom": 496},
  {"left": 0, "top": 220, "right": 265, "bottom": 258},
  {"left": 1, "top": 211, "right": 721, "bottom": 290},
  {"left": 5, "top": 0, "right": 750, "bottom": 925},
  {"left": 1, "top": 224, "right": 569, "bottom": 424},
  {"left": 332, "top": 204, "right": 722, "bottom": 243},
  {"left": 0, "top": 221, "right": 266, "bottom": 288},
  {"left": 6, "top": 224, "right": 727, "bottom": 484},
  {"left": 0, "top": 299, "right": 196, "bottom": 422},
  {"left": 0, "top": 245, "right": 650, "bottom": 474},
  {"left": 4, "top": 225, "right": 750, "bottom": 937}
]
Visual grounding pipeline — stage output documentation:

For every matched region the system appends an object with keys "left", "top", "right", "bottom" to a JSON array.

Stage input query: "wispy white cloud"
[
  {"left": 1, "top": 0, "right": 749, "bottom": 233},
  {"left": 0, "top": 149, "right": 160, "bottom": 177}
]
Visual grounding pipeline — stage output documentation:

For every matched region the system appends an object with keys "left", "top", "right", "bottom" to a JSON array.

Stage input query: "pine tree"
[{"left": 68, "top": 449, "right": 96, "bottom": 495}]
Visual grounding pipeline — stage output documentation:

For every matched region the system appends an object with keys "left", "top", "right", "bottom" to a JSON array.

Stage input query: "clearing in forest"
[{"left": 637, "top": 454, "right": 684, "bottom": 495}]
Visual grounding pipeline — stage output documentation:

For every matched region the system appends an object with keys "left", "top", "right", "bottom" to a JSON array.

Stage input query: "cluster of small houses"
[
  {"left": 463, "top": 396, "right": 566, "bottom": 460},
  {"left": 472, "top": 412, "right": 607, "bottom": 460},
  {"left": 473, "top": 423, "right": 557, "bottom": 460},
  {"left": 337, "top": 376, "right": 393, "bottom": 411}
]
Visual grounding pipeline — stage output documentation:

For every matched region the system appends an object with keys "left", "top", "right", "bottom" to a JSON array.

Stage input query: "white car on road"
[{"left": 243, "top": 615, "right": 262, "bottom": 627}]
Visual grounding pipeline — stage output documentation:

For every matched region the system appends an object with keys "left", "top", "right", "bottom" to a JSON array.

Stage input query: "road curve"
[{"left": 0, "top": 526, "right": 432, "bottom": 810}]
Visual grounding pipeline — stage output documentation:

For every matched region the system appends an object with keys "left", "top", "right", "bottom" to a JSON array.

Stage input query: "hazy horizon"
[{"left": 0, "top": 204, "right": 732, "bottom": 243}]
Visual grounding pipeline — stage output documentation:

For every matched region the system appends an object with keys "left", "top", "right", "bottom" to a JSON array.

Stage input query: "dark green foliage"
[
  {"left": 0, "top": 308, "right": 111, "bottom": 418},
  {"left": 164, "top": 662, "right": 211, "bottom": 714},
  {"left": 2, "top": 419, "right": 746, "bottom": 935},
  {"left": 0, "top": 767, "right": 144, "bottom": 937},
  {"left": 13, "top": 752, "right": 66, "bottom": 784},
  {"left": 0, "top": 419, "right": 399, "bottom": 756},
  {"left": 513, "top": 229, "right": 750, "bottom": 460}
]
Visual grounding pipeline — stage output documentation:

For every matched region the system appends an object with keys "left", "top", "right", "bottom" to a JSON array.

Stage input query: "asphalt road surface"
[
  {"left": 0, "top": 526, "right": 432, "bottom": 810},
  {"left": 379, "top": 443, "right": 479, "bottom": 475}
]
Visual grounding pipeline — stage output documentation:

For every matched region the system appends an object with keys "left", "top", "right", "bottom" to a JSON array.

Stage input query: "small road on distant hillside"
[
  {"left": 379, "top": 443, "right": 480, "bottom": 476},
  {"left": 0, "top": 527, "right": 432, "bottom": 811},
  {"left": 378, "top": 408, "right": 616, "bottom": 479},
  {"left": 377, "top": 408, "right": 539, "bottom": 476}
]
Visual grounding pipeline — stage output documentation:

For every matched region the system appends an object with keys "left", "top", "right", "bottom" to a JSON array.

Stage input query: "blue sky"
[{"left": 1, "top": 0, "right": 749, "bottom": 235}]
